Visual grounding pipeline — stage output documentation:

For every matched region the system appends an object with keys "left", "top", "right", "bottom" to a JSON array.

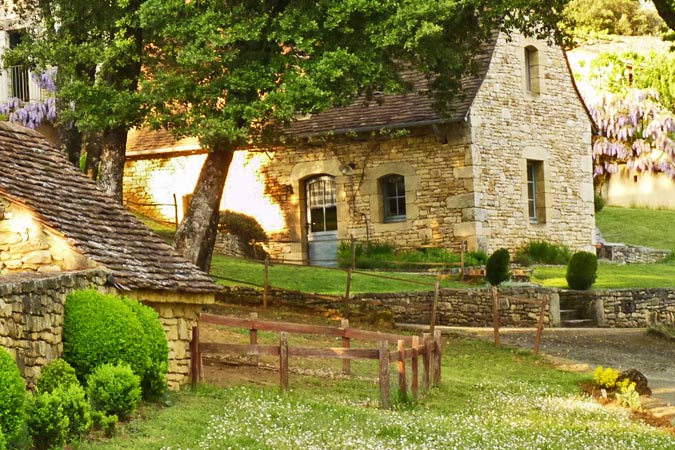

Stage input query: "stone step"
[{"left": 563, "top": 319, "right": 596, "bottom": 327}]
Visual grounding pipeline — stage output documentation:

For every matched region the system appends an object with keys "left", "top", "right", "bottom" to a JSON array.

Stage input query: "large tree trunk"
[
  {"left": 652, "top": 0, "right": 675, "bottom": 32},
  {"left": 174, "top": 146, "right": 233, "bottom": 271},
  {"left": 57, "top": 123, "right": 83, "bottom": 168},
  {"left": 85, "top": 132, "right": 103, "bottom": 181},
  {"left": 97, "top": 127, "right": 128, "bottom": 204}
]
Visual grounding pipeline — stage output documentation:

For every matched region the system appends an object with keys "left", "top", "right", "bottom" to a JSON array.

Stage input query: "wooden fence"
[
  {"left": 190, "top": 313, "right": 443, "bottom": 408},
  {"left": 491, "top": 287, "right": 549, "bottom": 355}
]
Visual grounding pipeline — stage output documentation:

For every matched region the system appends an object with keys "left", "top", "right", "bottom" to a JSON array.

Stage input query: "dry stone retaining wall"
[
  {"left": 597, "top": 243, "right": 672, "bottom": 265},
  {"left": 0, "top": 269, "right": 107, "bottom": 387}
]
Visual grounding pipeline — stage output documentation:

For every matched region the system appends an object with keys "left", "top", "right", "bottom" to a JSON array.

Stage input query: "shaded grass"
[
  {"left": 210, "top": 254, "right": 474, "bottom": 295},
  {"left": 533, "top": 262, "right": 675, "bottom": 289},
  {"left": 70, "top": 337, "right": 673, "bottom": 450}
]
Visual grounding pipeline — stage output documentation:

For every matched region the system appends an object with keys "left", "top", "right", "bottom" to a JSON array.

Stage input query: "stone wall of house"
[
  {"left": 0, "top": 270, "right": 107, "bottom": 388},
  {"left": 598, "top": 243, "right": 672, "bottom": 264},
  {"left": 561, "top": 289, "right": 675, "bottom": 328},
  {"left": 0, "top": 197, "right": 95, "bottom": 274},
  {"left": 218, "top": 285, "right": 559, "bottom": 328},
  {"left": 469, "top": 32, "right": 596, "bottom": 254}
]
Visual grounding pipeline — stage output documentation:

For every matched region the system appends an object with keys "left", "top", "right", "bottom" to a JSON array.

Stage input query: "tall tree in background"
[
  {"left": 140, "top": 0, "right": 570, "bottom": 270},
  {"left": 564, "top": 0, "right": 663, "bottom": 37},
  {"left": 653, "top": 0, "right": 675, "bottom": 31},
  {"left": 6, "top": 0, "right": 145, "bottom": 202}
]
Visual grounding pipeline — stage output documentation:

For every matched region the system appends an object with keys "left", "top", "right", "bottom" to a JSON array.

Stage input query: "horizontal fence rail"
[{"left": 191, "top": 313, "right": 443, "bottom": 408}]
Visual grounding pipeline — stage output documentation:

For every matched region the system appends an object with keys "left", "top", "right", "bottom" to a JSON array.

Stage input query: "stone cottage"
[
  {"left": 124, "top": 30, "right": 597, "bottom": 266},
  {"left": 0, "top": 121, "right": 221, "bottom": 387}
]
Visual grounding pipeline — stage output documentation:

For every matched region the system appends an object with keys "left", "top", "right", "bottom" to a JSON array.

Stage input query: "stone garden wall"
[
  {"left": 0, "top": 269, "right": 107, "bottom": 387},
  {"left": 597, "top": 243, "right": 672, "bottom": 265}
]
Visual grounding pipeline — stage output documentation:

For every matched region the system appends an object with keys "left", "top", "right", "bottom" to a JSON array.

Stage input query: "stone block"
[
  {"left": 0, "top": 232, "right": 22, "bottom": 245},
  {"left": 446, "top": 193, "right": 475, "bottom": 209}
]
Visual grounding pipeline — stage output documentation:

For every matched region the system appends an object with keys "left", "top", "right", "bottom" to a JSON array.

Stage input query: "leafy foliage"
[
  {"left": 594, "top": 193, "right": 605, "bottom": 213},
  {"left": 25, "top": 391, "right": 69, "bottom": 450},
  {"left": 566, "top": 251, "right": 598, "bottom": 290},
  {"left": 36, "top": 359, "right": 79, "bottom": 394},
  {"left": 563, "top": 0, "right": 663, "bottom": 37},
  {"left": 593, "top": 365, "right": 619, "bottom": 389},
  {"left": 0, "top": 349, "right": 25, "bottom": 443},
  {"left": 636, "top": 52, "right": 675, "bottom": 113},
  {"left": 0, "top": 72, "right": 57, "bottom": 129},
  {"left": 86, "top": 363, "right": 142, "bottom": 420},
  {"left": 486, "top": 249, "right": 510, "bottom": 286},
  {"left": 63, "top": 290, "right": 168, "bottom": 399},
  {"left": 218, "top": 210, "right": 268, "bottom": 244},
  {"left": 515, "top": 241, "right": 571, "bottom": 266},
  {"left": 58, "top": 385, "right": 91, "bottom": 441},
  {"left": 0, "top": 425, "right": 5, "bottom": 450}
]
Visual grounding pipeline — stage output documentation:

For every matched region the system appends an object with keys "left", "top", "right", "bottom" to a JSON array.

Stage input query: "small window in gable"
[
  {"left": 525, "top": 46, "right": 540, "bottom": 95},
  {"left": 381, "top": 174, "right": 406, "bottom": 223}
]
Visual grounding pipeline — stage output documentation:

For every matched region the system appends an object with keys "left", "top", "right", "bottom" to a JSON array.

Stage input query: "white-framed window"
[
  {"left": 381, "top": 174, "right": 406, "bottom": 223},
  {"left": 526, "top": 160, "right": 545, "bottom": 223},
  {"left": 524, "top": 45, "right": 540, "bottom": 95}
]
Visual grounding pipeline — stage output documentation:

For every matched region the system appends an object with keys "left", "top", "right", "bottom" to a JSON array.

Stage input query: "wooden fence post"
[
  {"left": 172, "top": 193, "right": 179, "bottom": 230},
  {"left": 350, "top": 235, "right": 356, "bottom": 271},
  {"left": 533, "top": 295, "right": 548, "bottom": 356},
  {"left": 341, "top": 319, "right": 351, "bottom": 375},
  {"left": 491, "top": 286, "right": 500, "bottom": 347},
  {"left": 430, "top": 281, "right": 440, "bottom": 336},
  {"left": 433, "top": 329, "right": 442, "bottom": 386},
  {"left": 397, "top": 339, "right": 407, "bottom": 399},
  {"left": 411, "top": 335, "right": 419, "bottom": 401},
  {"left": 344, "top": 268, "right": 352, "bottom": 319},
  {"left": 250, "top": 312, "right": 259, "bottom": 365},
  {"left": 190, "top": 325, "right": 200, "bottom": 387},
  {"left": 379, "top": 340, "right": 391, "bottom": 409},
  {"left": 279, "top": 332, "right": 289, "bottom": 391},
  {"left": 263, "top": 255, "right": 270, "bottom": 309},
  {"left": 422, "top": 332, "right": 431, "bottom": 391}
]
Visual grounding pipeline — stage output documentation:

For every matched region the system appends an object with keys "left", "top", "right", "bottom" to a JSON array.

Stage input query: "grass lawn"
[
  {"left": 70, "top": 337, "right": 674, "bottom": 449},
  {"left": 210, "top": 254, "right": 472, "bottom": 295},
  {"left": 533, "top": 262, "right": 675, "bottom": 289},
  {"left": 596, "top": 206, "right": 675, "bottom": 252}
]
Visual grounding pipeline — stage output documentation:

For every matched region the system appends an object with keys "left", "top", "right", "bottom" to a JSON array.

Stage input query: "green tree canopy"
[{"left": 564, "top": 0, "right": 663, "bottom": 38}]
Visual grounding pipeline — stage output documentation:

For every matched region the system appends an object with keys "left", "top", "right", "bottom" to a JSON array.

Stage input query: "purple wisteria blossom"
[{"left": 0, "top": 70, "right": 57, "bottom": 129}]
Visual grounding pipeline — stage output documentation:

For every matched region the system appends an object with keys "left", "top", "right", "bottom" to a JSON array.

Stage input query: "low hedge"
[{"left": 0, "top": 349, "right": 25, "bottom": 443}]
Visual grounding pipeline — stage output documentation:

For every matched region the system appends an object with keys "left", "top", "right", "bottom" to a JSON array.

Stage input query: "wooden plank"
[
  {"left": 288, "top": 347, "right": 379, "bottom": 359},
  {"left": 200, "top": 314, "right": 253, "bottom": 328},
  {"left": 345, "top": 328, "right": 413, "bottom": 344},
  {"left": 533, "top": 297, "right": 547, "bottom": 356},
  {"left": 200, "top": 342, "right": 280, "bottom": 356},
  {"left": 344, "top": 268, "right": 352, "bottom": 319},
  {"left": 433, "top": 329, "right": 442, "bottom": 386},
  {"left": 253, "top": 320, "right": 345, "bottom": 337},
  {"left": 422, "top": 333, "right": 430, "bottom": 391},
  {"left": 263, "top": 255, "right": 270, "bottom": 309},
  {"left": 397, "top": 340, "right": 407, "bottom": 398},
  {"left": 430, "top": 281, "right": 440, "bottom": 336},
  {"left": 411, "top": 336, "right": 419, "bottom": 400},
  {"left": 280, "top": 332, "right": 289, "bottom": 391},
  {"left": 379, "top": 341, "right": 391, "bottom": 409}
]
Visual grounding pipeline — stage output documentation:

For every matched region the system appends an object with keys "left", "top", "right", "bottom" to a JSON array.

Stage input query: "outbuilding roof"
[{"left": 0, "top": 121, "right": 220, "bottom": 293}]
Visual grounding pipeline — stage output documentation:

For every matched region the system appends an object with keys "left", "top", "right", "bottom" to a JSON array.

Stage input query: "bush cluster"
[
  {"left": 566, "top": 251, "right": 598, "bottom": 290},
  {"left": 486, "top": 249, "right": 510, "bottom": 286},
  {"left": 63, "top": 290, "right": 168, "bottom": 399},
  {"left": 514, "top": 241, "right": 571, "bottom": 266},
  {"left": 26, "top": 390, "right": 70, "bottom": 450},
  {"left": 36, "top": 358, "right": 79, "bottom": 394},
  {"left": 218, "top": 210, "right": 268, "bottom": 244},
  {"left": 0, "top": 349, "right": 25, "bottom": 443},
  {"left": 87, "top": 363, "right": 142, "bottom": 420}
]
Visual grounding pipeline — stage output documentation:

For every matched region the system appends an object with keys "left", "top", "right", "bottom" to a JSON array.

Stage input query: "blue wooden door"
[{"left": 306, "top": 175, "right": 338, "bottom": 267}]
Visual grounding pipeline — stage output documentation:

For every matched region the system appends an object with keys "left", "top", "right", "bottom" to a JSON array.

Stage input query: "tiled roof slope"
[
  {"left": 290, "top": 38, "right": 498, "bottom": 136},
  {"left": 0, "top": 122, "right": 220, "bottom": 293}
]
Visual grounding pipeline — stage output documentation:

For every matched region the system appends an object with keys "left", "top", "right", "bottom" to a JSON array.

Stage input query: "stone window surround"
[
  {"left": 364, "top": 162, "right": 420, "bottom": 231},
  {"left": 520, "top": 38, "right": 544, "bottom": 98},
  {"left": 521, "top": 147, "right": 551, "bottom": 228}
]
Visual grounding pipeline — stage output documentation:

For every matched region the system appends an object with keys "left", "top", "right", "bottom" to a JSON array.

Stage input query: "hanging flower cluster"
[
  {"left": 0, "top": 69, "right": 57, "bottom": 129},
  {"left": 590, "top": 89, "right": 675, "bottom": 182}
]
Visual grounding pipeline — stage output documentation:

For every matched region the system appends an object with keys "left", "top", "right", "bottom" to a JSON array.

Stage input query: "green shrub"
[
  {"left": 87, "top": 363, "right": 142, "bottom": 420},
  {"left": 26, "top": 391, "right": 69, "bottom": 450},
  {"left": 486, "top": 249, "right": 510, "bottom": 286},
  {"left": 91, "top": 411, "right": 118, "bottom": 437},
  {"left": 59, "top": 384, "right": 91, "bottom": 440},
  {"left": 515, "top": 241, "right": 571, "bottom": 266},
  {"left": 616, "top": 380, "right": 641, "bottom": 410},
  {"left": 0, "top": 349, "right": 25, "bottom": 443},
  {"left": 63, "top": 290, "right": 168, "bottom": 399},
  {"left": 594, "top": 193, "right": 605, "bottom": 213},
  {"left": 466, "top": 250, "right": 488, "bottom": 266},
  {"left": 218, "top": 210, "right": 267, "bottom": 244},
  {"left": 593, "top": 365, "right": 619, "bottom": 389},
  {"left": 0, "top": 424, "right": 6, "bottom": 450},
  {"left": 37, "top": 359, "right": 79, "bottom": 394},
  {"left": 566, "top": 251, "right": 598, "bottom": 290},
  {"left": 121, "top": 299, "right": 169, "bottom": 401}
]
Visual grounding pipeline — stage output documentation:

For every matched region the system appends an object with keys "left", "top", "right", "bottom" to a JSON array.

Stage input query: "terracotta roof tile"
[{"left": 0, "top": 122, "right": 220, "bottom": 294}]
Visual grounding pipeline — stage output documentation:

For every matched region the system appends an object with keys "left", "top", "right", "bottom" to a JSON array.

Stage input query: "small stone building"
[
  {"left": 125, "top": 30, "right": 596, "bottom": 265},
  {"left": 0, "top": 121, "right": 221, "bottom": 387}
]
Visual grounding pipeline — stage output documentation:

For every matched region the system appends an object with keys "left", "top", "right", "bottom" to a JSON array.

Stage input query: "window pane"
[
  {"left": 382, "top": 175, "right": 406, "bottom": 221},
  {"left": 324, "top": 206, "right": 338, "bottom": 231}
]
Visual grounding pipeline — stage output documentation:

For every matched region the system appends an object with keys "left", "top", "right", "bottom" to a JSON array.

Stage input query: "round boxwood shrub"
[
  {"left": 63, "top": 290, "right": 168, "bottom": 399},
  {"left": 37, "top": 359, "right": 79, "bottom": 394},
  {"left": 218, "top": 210, "right": 267, "bottom": 244},
  {"left": 87, "top": 363, "right": 141, "bottom": 420},
  {"left": 0, "top": 349, "right": 25, "bottom": 443},
  {"left": 486, "top": 248, "right": 511, "bottom": 286},
  {"left": 25, "top": 391, "right": 69, "bottom": 450},
  {"left": 566, "top": 251, "right": 598, "bottom": 290},
  {"left": 59, "top": 384, "right": 91, "bottom": 441},
  {"left": 121, "top": 298, "right": 169, "bottom": 400}
]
